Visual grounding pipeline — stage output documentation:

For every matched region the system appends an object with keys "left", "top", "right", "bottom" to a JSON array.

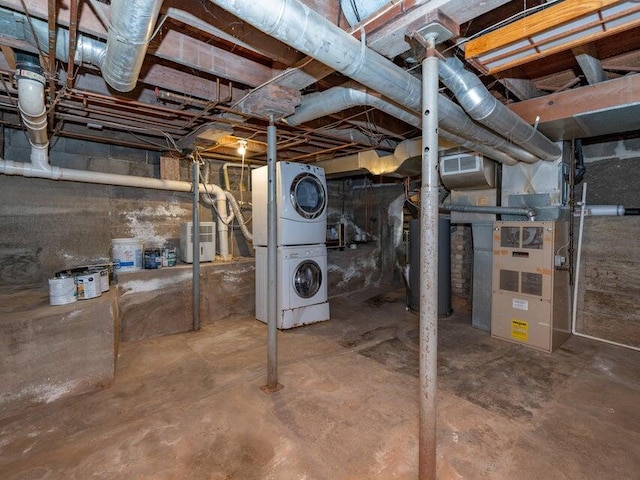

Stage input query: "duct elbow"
[{"left": 102, "top": 0, "right": 164, "bottom": 92}]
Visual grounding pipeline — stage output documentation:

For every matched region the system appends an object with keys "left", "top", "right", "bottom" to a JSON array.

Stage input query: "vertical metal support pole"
[
  {"left": 262, "top": 114, "right": 283, "bottom": 393},
  {"left": 419, "top": 35, "right": 439, "bottom": 480},
  {"left": 192, "top": 158, "right": 201, "bottom": 331}
]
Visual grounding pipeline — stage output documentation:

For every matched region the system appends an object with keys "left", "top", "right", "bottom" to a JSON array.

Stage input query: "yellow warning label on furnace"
[{"left": 511, "top": 320, "right": 528, "bottom": 342}]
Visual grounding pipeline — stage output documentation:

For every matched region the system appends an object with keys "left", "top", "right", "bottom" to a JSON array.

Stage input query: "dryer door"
[
  {"left": 293, "top": 260, "right": 322, "bottom": 299},
  {"left": 290, "top": 173, "right": 326, "bottom": 220}
]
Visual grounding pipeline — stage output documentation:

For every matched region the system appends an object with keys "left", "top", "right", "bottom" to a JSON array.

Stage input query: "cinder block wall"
[{"left": 576, "top": 141, "right": 640, "bottom": 348}]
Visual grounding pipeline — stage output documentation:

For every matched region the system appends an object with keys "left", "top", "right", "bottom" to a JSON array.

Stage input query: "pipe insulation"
[
  {"left": 582, "top": 205, "right": 625, "bottom": 216},
  {"left": 103, "top": 0, "right": 164, "bottom": 92},
  {"left": 439, "top": 56, "right": 561, "bottom": 161}
]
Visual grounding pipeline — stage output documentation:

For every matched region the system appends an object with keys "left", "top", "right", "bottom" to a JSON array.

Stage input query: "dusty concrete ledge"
[
  {"left": 117, "top": 259, "right": 255, "bottom": 343},
  {"left": 0, "top": 286, "right": 118, "bottom": 421}
]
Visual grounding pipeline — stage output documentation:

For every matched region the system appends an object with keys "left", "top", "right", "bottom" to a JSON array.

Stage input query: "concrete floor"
[{"left": 1, "top": 288, "right": 639, "bottom": 479}]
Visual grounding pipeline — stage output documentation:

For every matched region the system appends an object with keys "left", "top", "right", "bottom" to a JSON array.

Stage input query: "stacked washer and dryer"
[{"left": 252, "top": 162, "right": 330, "bottom": 329}]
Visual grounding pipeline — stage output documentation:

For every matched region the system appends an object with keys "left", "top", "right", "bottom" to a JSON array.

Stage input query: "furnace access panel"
[{"left": 491, "top": 221, "right": 571, "bottom": 353}]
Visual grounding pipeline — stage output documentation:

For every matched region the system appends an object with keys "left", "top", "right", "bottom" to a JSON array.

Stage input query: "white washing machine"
[
  {"left": 252, "top": 161, "right": 327, "bottom": 246},
  {"left": 255, "top": 244, "right": 330, "bottom": 329}
]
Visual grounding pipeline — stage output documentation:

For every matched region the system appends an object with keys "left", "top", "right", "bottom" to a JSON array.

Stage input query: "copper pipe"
[
  {"left": 47, "top": 0, "right": 57, "bottom": 130},
  {"left": 66, "top": 0, "right": 79, "bottom": 89}
]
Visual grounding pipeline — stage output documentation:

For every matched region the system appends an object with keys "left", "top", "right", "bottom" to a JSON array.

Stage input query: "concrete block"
[{"left": 0, "top": 286, "right": 118, "bottom": 420}]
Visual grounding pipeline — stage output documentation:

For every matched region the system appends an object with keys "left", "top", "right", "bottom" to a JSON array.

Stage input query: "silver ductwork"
[
  {"left": 439, "top": 56, "right": 562, "bottom": 161},
  {"left": 208, "top": 0, "right": 554, "bottom": 164},
  {"left": 19, "top": 13, "right": 106, "bottom": 67},
  {"left": 340, "top": 0, "right": 389, "bottom": 26},
  {"left": 285, "top": 85, "right": 419, "bottom": 128},
  {"left": 103, "top": 0, "right": 164, "bottom": 92},
  {"left": 284, "top": 85, "right": 533, "bottom": 165},
  {"left": 209, "top": 0, "right": 421, "bottom": 112},
  {"left": 314, "top": 139, "right": 421, "bottom": 178},
  {"left": 13, "top": 0, "right": 162, "bottom": 92}
]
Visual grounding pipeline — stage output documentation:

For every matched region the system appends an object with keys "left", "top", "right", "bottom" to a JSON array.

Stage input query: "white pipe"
[
  {"left": 4, "top": 67, "right": 236, "bottom": 258},
  {"left": 571, "top": 183, "right": 640, "bottom": 352},
  {"left": 16, "top": 73, "right": 48, "bottom": 149},
  {"left": 583, "top": 205, "right": 626, "bottom": 216},
  {"left": 199, "top": 184, "right": 232, "bottom": 260}
]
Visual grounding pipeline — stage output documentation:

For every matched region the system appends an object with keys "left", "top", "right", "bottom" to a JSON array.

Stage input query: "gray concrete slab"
[{"left": 1, "top": 289, "right": 638, "bottom": 479}]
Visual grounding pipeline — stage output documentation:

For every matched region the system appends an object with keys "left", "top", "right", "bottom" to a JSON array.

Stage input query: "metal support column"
[
  {"left": 262, "top": 114, "right": 283, "bottom": 393},
  {"left": 419, "top": 34, "right": 440, "bottom": 480},
  {"left": 192, "top": 157, "right": 201, "bottom": 331}
]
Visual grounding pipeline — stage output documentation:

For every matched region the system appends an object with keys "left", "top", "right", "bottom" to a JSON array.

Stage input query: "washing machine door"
[
  {"left": 290, "top": 173, "right": 326, "bottom": 220},
  {"left": 293, "top": 260, "right": 322, "bottom": 299}
]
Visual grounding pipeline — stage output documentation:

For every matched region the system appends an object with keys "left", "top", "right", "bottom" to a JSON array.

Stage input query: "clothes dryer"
[
  {"left": 255, "top": 244, "right": 330, "bottom": 329},
  {"left": 252, "top": 162, "right": 327, "bottom": 246}
]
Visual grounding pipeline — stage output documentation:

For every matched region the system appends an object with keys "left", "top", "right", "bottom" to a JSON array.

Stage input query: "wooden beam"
[
  {"left": 1, "top": 0, "right": 281, "bottom": 87},
  {"left": 151, "top": 30, "right": 276, "bottom": 87},
  {"left": 465, "top": 0, "right": 640, "bottom": 74},
  {"left": 364, "top": 0, "right": 511, "bottom": 59},
  {"left": 509, "top": 73, "right": 640, "bottom": 124}
]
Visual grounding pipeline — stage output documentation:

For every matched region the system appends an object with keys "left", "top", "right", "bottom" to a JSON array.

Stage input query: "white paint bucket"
[
  {"left": 48, "top": 276, "right": 77, "bottom": 305},
  {"left": 111, "top": 238, "right": 143, "bottom": 272},
  {"left": 76, "top": 273, "right": 102, "bottom": 300}
]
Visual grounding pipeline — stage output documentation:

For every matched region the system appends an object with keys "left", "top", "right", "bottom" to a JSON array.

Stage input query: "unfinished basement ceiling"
[{"left": 0, "top": 0, "right": 639, "bottom": 164}]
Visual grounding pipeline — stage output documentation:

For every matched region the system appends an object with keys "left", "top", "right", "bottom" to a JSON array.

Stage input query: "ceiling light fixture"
[
  {"left": 237, "top": 139, "right": 248, "bottom": 156},
  {"left": 465, "top": 0, "right": 640, "bottom": 74}
]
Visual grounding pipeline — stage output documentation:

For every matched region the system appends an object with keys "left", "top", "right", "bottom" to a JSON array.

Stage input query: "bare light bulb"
[{"left": 237, "top": 140, "right": 247, "bottom": 156}]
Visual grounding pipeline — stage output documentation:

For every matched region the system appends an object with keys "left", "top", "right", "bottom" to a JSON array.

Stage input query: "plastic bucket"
[
  {"left": 48, "top": 276, "right": 77, "bottom": 305},
  {"left": 76, "top": 273, "right": 102, "bottom": 300},
  {"left": 88, "top": 267, "right": 110, "bottom": 292},
  {"left": 112, "top": 238, "right": 143, "bottom": 272}
]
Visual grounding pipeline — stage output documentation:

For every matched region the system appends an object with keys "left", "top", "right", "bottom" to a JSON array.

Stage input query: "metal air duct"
[
  {"left": 285, "top": 84, "right": 539, "bottom": 165},
  {"left": 208, "top": 0, "right": 552, "bottom": 164},
  {"left": 439, "top": 56, "right": 562, "bottom": 161},
  {"left": 102, "top": 0, "right": 164, "bottom": 92},
  {"left": 12, "top": 0, "right": 162, "bottom": 92}
]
